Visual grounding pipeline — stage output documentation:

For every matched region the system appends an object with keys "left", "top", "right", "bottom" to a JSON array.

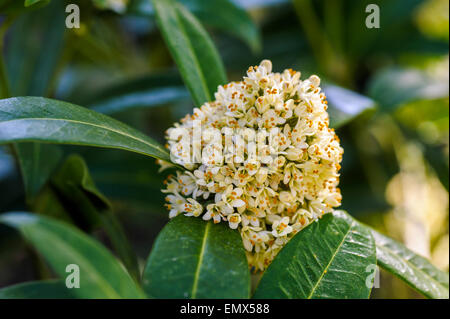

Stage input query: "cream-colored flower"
[
  {"left": 272, "top": 217, "right": 293, "bottom": 237},
  {"left": 160, "top": 60, "right": 343, "bottom": 271},
  {"left": 183, "top": 198, "right": 203, "bottom": 217},
  {"left": 227, "top": 213, "right": 242, "bottom": 229},
  {"left": 203, "top": 202, "right": 225, "bottom": 224}
]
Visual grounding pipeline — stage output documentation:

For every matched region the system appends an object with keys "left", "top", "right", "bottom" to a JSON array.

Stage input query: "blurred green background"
[{"left": 0, "top": 0, "right": 448, "bottom": 298}]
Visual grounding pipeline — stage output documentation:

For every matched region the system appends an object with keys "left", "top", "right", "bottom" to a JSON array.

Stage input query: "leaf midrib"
[
  {"left": 0, "top": 117, "right": 168, "bottom": 155},
  {"left": 306, "top": 221, "right": 353, "bottom": 299},
  {"left": 191, "top": 221, "right": 210, "bottom": 298}
]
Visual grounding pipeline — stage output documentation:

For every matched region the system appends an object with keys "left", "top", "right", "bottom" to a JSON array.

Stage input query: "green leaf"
[
  {"left": 323, "top": 84, "right": 376, "bottom": 128},
  {"left": 34, "top": 154, "right": 141, "bottom": 281},
  {"left": 152, "top": 0, "right": 227, "bottom": 106},
  {"left": 24, "top": 0, "right": 43, "bottom": 8},
  {"left": 5, "top": 0, "right": 66, "bottom": 203},
  {"left": 253, "top": 211, "right": 376, "bottom": 299},
  {"left": 367, "top": 68, "right": 449, "bottom": 112},
  {"left": 0, "top": 96, "right": 171, "bottom": 162},
  {"left": 0, "top": 280, "right": 73, "bottom": 299},
  {"left": 143, "top": 215, "right": 251, "bottom": 298},
  {"left": 14, "top": 143, "right": 62, "bottom": 204},
  {"left": 129, "top": 0, "right": 261, "bottom": 53},
  {"left": 86, "top": 73, "right": 189, "bottom": 114},
  {"left": 85, "top": 149, "right": 167, "bottom": 209},
  {"left": 6, "top": 0, "right": 65, "bottom": 97},
  {"left": 369, "top": 227, "right": 449, "bottom": 299},
  {"left": 49, "top": 154, "right": 112, "bottom": 224},
  {"left": 0, "top": 212, "right": 145, "bottom": 299},
  {"left": 185, "top": 0, "right": 261, "bottom": 53}
]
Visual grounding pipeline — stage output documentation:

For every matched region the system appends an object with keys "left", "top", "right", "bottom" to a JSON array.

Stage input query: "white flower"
[
  {"left": 227, "top": 213, "right": 241, "bottom": 229},
  {"left": 241, "top": 226, "right": 270, "bottom": 252},
  {"left": 160, "top": 60, "right": 344, "bottom": 271},
  {"left": 183, "top": 198, "right": 203, "bottom": 217},
  {"left": 222, "top": 185, "right": 246, "bottom": 210},
  {"left": 164, "top": 193, "right": 187, "bottom": 218},
  {"left": 272, "top": 217, "right": 293, "bottom": 237},
  {"left": 202, "top": 207, "right": 222, "bottom": 224}
]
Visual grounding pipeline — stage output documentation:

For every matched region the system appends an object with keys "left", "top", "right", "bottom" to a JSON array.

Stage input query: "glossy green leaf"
[
  {"left": 87, "top": 74, "right": 189, "bottom": 114},
  {"left": 190, "top": 0, "right": 261, "bottom": 53},
  {"left": 0, "top": 280, "right": 73, "bottom": 299},
  {"left": 323, "top": 84, "right": 376, "bottom": 128},
  {"left": 5, "top": 0, "right": 66, "bottom": 203},
  {"left": 0, "top": 96, "right": 171, "bottom": 162},
  {"left": 49, "top": 154, "right": 112, "bottom": 224},
  {"left": 367, "top": 68, "right": 449, "bottom": 112},
  {"left": 14, "top": 143, "right": 62, "bottom": 204},
  {"left": 85, "top": 149, "right": 167, "bottom": 209},
  {"left": 143, "top": 215, "right": 251, "bottom": 298},
  {"left": 370, "top": 227, "right": 449, "bottom": 299},
  {"left": 0, "top": 212, "right": 145, "bottom": 299},
  {"left": 33, "top": 154, "right": 140, "bottom": 281},
  {"left": 130, "top": 0, "right": 261, "bottom": 52},
  {"left": 152, "top": 0, "right": 227, "bottom": 106},
  {"left": 6, "top": 1, "right": 65, "bottom": 97},
  {"left": 253, "top": 211, "right": 376, "bottom": 299}
]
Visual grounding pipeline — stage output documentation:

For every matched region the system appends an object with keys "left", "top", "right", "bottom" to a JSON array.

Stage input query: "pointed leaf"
[
  {"left": 86, "top": 74, "right": 189, "bottom": 114},
  {"left": 370, "top": 227, "right": 449, "bottom": 299},
  {"left": 0, "top": 212, "right": 145, "bottom": 299},
  {"left": 152, "top": 0, "right": 227, "bottom": 106},
  {"left": 0, "top": 96, "right": 171, "bottom": 162},
  {"left": 143, "top": 215, "right": 250, "bottom": 298},
  {"left": 184, "top": 0, "right": 261, "bottom": 53},
  {"left": 253, "top": 211, "right": 376, "bottom": 299},
  {"left": 323, "top": 85, "right": 376, "bottom": 128},
  {"left": 130, "top": 0, "right": 261, "bottom": 52}
]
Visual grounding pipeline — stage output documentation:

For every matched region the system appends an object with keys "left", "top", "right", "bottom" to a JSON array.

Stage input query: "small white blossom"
[
  {"left": 272, "top": 217, "right": 293, "bottom": 237},
  {"left": 227, "top": 213, "right": 241, "bottom": 229}
]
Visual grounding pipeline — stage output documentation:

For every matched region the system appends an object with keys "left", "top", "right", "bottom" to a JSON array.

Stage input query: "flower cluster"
[{"left": 159, "top": 60, "right": 343, "bottom": 271}]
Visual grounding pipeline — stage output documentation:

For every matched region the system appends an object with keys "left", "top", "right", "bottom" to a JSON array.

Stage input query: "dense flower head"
[{"left": 159, "top": 60, "right": 343, "bottom": 271}]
